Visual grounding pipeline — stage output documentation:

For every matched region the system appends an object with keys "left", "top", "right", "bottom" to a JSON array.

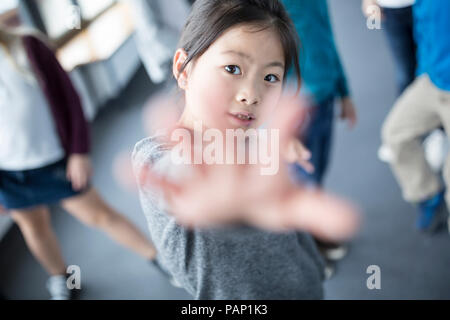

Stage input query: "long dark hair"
[{"left": 177, "top": 0, "right": 301, "bottom": 91}]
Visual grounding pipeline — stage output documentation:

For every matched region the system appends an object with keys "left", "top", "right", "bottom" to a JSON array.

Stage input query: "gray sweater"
[{"left": 132, "top": 136, "right": 325, "bottom": 300}]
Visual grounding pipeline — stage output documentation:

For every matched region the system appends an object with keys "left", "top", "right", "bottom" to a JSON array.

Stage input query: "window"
[
  {"left": 0, "top": 0, "right": 18, "bottom": 15},
  {"left": 37, "top": 0, "right": 74, "bottom": 39},
  {"left": 34, "top": 0, "right": 117, "bottom": 47},
  {"left": 0, "top": 0, "right": 19, "bottom": 26},
  {"left": 77, "top": 0, "right": 115, "bottom": 20}
]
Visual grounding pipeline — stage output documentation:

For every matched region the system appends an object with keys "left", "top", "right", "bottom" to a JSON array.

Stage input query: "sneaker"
[
  {"left": 417, "top": 190, "right": 448, "bottom": 233},
  {"left": 46, "top": 275, "right": 71, "bottom": 300},
  {"left": 315, "top": 240, "right": 348, "bottom": 262},
  {"left": 378, "top": 144, "right": 394, "bottom": 163},
  {"left": 314, "top": 240, "right": 346, "bottom": 280},
  {"left": 424, "top": 129, "right": 448, "bottom": 173},
  {"left": 324, "top": 262, "right": 335, "bottom": 280}
]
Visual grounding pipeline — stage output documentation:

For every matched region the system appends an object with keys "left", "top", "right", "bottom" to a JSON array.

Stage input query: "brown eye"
[
  {"left": 264, "top": 74, "right": 280, "bottom": 83},
  {"left": 225, "top": 65, "right": 241, "bottom": 75}
]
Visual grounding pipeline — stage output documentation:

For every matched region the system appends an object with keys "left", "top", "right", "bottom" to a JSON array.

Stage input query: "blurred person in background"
[
  {"left": 381, "top": 0, "right": 450, "bottom": 234},
  {"left": 362, "top": 0, "right": 448, "bottom": 176},
  {"left": 282, "top": 0, "right": 358, "bottom": 278},
  {"left": 363, "top": 0, "right": 416, "bottom": 95},
  {"left": 0, "top": 26, "right": 162, "bottom": 300}
]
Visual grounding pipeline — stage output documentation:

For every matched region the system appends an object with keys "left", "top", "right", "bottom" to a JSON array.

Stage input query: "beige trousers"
[{"left": 382, "top": 74, "right": 450, "bottom": 204}]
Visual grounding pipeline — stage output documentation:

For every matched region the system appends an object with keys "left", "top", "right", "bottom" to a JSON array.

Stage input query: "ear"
[{"left": 173, "top": 48, "right": 189, "bottom": 90}]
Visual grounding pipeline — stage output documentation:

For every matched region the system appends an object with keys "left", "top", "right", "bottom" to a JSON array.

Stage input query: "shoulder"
[{"left": 131, "top": 134, "right": 171, "bottom": 175}]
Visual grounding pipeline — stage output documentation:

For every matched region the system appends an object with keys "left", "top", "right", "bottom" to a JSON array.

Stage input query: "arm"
[
  {"left": 132, "top": 136, "right": 199, "bottom": 295},
  {"left": 23, "top": 36, "right": 92, "bottom": 190},
  {"left": 334, "top": 51, "right": 357, "bottom": 128},
  {"left": 322, "top": 6, "right": 357, "bottom": 128},
  {"left": 335, "top": 57, "right": 350, "bottom": 99},
  {"left": 22, "top": 35, "right": 90, "bottom": 155}
]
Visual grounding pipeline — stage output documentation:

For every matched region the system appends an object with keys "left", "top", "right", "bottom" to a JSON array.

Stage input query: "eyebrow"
[{"left": 221, "top": 50, "right": 285, "bottom": 69}]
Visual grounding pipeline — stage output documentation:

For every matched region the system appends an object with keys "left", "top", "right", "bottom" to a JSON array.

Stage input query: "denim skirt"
[{"left": 0, "top": 158, "right": 88, "bottom": 210}]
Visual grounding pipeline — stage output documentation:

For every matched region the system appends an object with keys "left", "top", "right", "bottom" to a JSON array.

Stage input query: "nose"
[{"left": 236, "top": 82, "right": 260, "bottom": 106}]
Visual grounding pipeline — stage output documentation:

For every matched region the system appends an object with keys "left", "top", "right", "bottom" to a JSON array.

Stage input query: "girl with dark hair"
[
  {"left": 0, "top": 26, "right": 160, "bottom": 300},
  {"left": 132, "top": 0, "right": 358, "bottom": 299}
]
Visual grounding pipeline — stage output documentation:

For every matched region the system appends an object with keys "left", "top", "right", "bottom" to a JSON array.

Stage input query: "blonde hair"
[{"left": 0, "top": 24, "right": 51, "bottom": 76}]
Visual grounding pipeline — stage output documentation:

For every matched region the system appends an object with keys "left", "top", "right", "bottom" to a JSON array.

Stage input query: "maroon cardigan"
[{"left": 22, "top": 35, "right": 90, "bottom": 155}]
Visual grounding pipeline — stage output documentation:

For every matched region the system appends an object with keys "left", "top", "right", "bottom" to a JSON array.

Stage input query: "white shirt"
[
  {"left": 0, "top": 44, "right": 65, "bottom": 171},
  {"left": 377, "top": 0, "right": 415, "bottom": 8}
]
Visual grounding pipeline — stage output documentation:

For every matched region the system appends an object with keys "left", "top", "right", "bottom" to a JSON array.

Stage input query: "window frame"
[{"left": 35, "top": 0, "right": 117, "bottom": 48}]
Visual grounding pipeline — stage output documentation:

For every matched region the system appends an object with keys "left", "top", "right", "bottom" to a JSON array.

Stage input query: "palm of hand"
[{"left": 139, "top": 95, "right": 360, "bottom": 241}]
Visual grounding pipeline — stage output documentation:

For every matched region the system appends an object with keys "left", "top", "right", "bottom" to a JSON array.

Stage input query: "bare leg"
[
  {"left": 10, "top": 206, "right": 66, "bottom": 275},
  {"left": 61, "top": 188, "right": 157, "bottom": 260}
]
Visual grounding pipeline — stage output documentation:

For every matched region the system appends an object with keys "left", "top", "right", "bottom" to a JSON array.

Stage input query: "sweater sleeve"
[
  {"left": 335, "top": 55, "right": 350, "bottom": 98},
  {"left": 23, "top": 35, "right": 90, "bottom": 155}
]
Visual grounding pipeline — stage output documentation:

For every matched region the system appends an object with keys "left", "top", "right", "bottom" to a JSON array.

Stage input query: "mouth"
[{"left": 228, "top": 112, "right": 256, "bottom": 126}]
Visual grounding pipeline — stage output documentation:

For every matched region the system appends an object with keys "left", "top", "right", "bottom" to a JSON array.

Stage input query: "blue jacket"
[
  {"left": 282, "top": 0, "right": 350, "bottom": 104},
  {"left": 414, "top": 0, "right": 450, "bottom": 91}
]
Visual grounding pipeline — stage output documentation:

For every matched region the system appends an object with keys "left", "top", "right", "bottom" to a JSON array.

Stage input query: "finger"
[
  {"left": 351, "top": 113, "right": 358, "bottom": 128},
  {"left": 74, "top": 171, "right": 83, "bottom": 191},
  {"left": 167, "top": 192, "right": 222, "bottom": 229},
  {"left": 75, "top": 169, "right": 86, "bottom": 191},
  {"left": 347, "top": 112, "right": 357, "bottom": 129},
  {"left": 290, "top": 139, "right": 314, "bottom": 172},
  {"left": 113, "top": 151, "right": 139, "bottom": 191},
  {"left": 270, "top": 94, "right": 307, "bottom": 148},
  {"left": 79, "top": 173, "right": 87, "bottom": 190},
  {"left": 168, "top": 125, "right": 212, "bottom": 179},
  {"left": 68, "top": 167, "right": 77, "bottom": 189},
  {"left": 294, "top": 139, "right": 311, "bottom": 160},
  {"left": 340, "top": 107, "right": 346, "bottom": 120},
  {"left": 175, "top": 210, "right": 221, "bottom": 229},
  {"left": 284, "top": 189, "right": 361, "bottom": 242},
  {"left": 66, "top": 167, "right": 72, "bottom": 181},
  {"left": 71, "top": 174, "right": 80, "bottom": 191},
  {"left": 139, "top": 163, "right": 182, "bottom": 196},
  {"left": 143, "top": 93, "right": 182, "bottom": 137},
  {"left": 296, "top": 159, "right": 315, "bottom": 173}
]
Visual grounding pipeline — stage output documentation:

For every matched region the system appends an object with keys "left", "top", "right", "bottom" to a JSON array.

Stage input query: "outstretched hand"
[{"left": 129, "top": 93, "right": 360, "bottom": 242}]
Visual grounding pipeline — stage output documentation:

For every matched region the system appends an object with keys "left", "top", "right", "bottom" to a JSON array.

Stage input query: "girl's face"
[{"left": 174, "top": 24, "right": 286, "bottom": 131}]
